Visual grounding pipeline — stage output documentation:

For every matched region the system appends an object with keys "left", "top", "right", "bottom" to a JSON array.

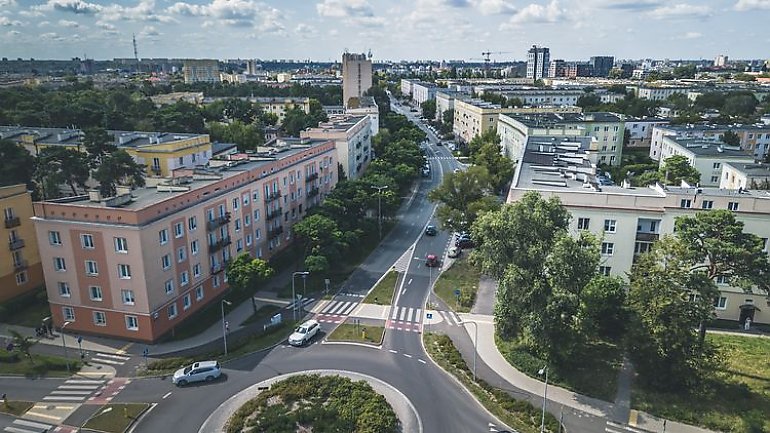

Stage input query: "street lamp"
[
  {"left": 371, "top": 185, "right": 388, "bottom": 240},
  {"left": 221, "top": 299, "right": 231, "bottom": 356},
  {"left": 61, "top": 321, "right": 71, "bottom": 373},
  {"left": 292, "top": 271, "right": 310, "bottom": 321},
  {"left": 538, "top": 366, "right": 549, "bottom": 433},
  {"left": 459, "top": 320, "right": 479, "bottom": 382}
]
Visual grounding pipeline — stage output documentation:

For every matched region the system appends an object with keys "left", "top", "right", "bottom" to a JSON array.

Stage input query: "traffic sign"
[
  {"left": 426, "top": 312, "right": 433, "bottom": 320},
  {"left": 454, "top": 289, "right": 461, "bottom": 297},
  {"left": 77, "top": 335, "right": 83, "bottom": 344}
]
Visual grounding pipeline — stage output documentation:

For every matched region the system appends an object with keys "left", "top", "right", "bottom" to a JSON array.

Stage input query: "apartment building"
[
  {"left": 508, "top": 136, "right": 770, "bottom": 326},
  {"left": 400, "top": 78, "right": 414, "bottom": 97},
  {"left": 625, "top": 117, "right": 669, "bottom": 148},
  {"left": 649, "top": 124, "right": 770, "bottom": 161},
  {"left": 342, "top": 52, "right": 372, "bottom": 109},
  {"left": 345, "top": 96, "right": 379, "bottom": 136},
  {"left": 0, "top": 185, "right": 44, "bottom": 302},
  {"left": 526, "top": 45, "right": 550, "bottom": 80},
  {"left": 435, "top": 90, "right": 462, "bottom": 122},
  {"left": 182, "top": 59, "right": 219, "bottom": 84},
  {"left": 0, "top": 126, "right": 212, "bottom": 179},
  {"left": 255, "top": 97, "right": 311, "bottom": 123},
  {"left": 721, "top": 163, "right": 770, "bottom": 190},
  {"left": 658, "top": 137, "right": 755, "bottom": 186},
  {"left": 301, "top": 115, "right": 372, "bottom": 180},
  {"left": 411, "top": 81, "right": 438, "bottom": 105},
  {"left": 497, "top": 112, "right": 625, "bottom": 166},
  {"left": 32, "top": 138, "right": 338, "bottom": 341}
]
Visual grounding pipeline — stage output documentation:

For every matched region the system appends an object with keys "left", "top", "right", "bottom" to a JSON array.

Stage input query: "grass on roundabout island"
[
  {"left": 327, "top": 322, "right": 385, "bottom": 345},
  {"left": 363, "top": 270, "right": 399, "bottom": 305},
  {"left": 0, "top": 401, "right": 34, "bottom": 417},
  {"left": 432, "top": 256, "right": 480, "bottom": 313},
  {"left": 81, "top": 403, "right": 150, "bottom": 433}
]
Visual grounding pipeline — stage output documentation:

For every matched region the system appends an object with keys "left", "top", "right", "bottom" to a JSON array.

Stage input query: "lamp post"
[
  {"left": 458, "top": 320, "right": 479, "bottom": 381},
  {"left": 221, "top": 299, "right": 231, "bottom": 356},
  {"left": 61, "top": 321, "right": 71, "bottom": 373},
  {"left": 371, "top": 185, "right": 388, "bottom": 240},
  {"left": 292, "top": 271, "right": 310, "bottom": 321},
  {"left": 538, "top": 366, "right": 549, "bottom": 433}
]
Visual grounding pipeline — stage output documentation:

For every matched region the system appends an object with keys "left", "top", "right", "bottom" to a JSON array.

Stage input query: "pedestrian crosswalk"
[
  {"left": 284, "top": 297, "right": 315, "bottom": 311},
  {"left": 315, "top": 300, "right": 359, "bottom": 323},
  {"left": 387, "top": 306, "right": 423, "bottom": 333},
  {"left": 4, "top": 418, "right": 54, "bottom": 433},
  {"left": 90, "top": 352, "right": 130, "bottom": 366},
  {"left": 427, "top": 156, "right": 457, "bottom": 160},
  {"left": 437, "top": 310, "right": 462, "bottom": 326},
  {"left": 42, "top": 379, "right": 105, "bottom": 402},
  {"left": 606, "top": 420, "right": 647, "bottom": 433}
]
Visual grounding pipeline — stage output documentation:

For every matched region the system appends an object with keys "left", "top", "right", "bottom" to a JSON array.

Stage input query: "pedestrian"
[
  {"left": 745, "top": 317, "right": 752, "bottom": 331},
  {"left": 2, "top": 392, "right": 7, "bottom": 407}
]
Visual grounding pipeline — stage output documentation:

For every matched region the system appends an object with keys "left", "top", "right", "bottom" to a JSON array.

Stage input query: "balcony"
[
  {"left": 4, "top": 216, "right": 20, "bottom": 229},
  {"left": 9, "top": 238, "right": 25, "bottom": 251},
  {"left": 307, "top": 187, "right": 320, "bottom": 198},
  {"left": 266, "top": 208, "right": 283, "bottom": 221},
  {"left": 264, "top": 190, "right": 282, "bottom": 203},
  {"left": 209, "top": 235, "right": 232, "bottom": 252},
  {"left": 206, "top": 212, "right": 231, "bottom": 231},
  {"left": 635, "top": 232, "right": 659, "bottom": 242},
  {"left": 211, "top": 262, "right": 226, "bottom": 274},
  {"left": 305, "top": 172, "right": 318, "bottom": 183},
  {"left": 268, "top": 226, "right": 284, "bottom": 239},
  {"left": 13, "top": 260, "right": 27, "bottom": 271}
]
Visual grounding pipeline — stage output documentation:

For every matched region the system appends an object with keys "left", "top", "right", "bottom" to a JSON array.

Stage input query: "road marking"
[
  {"left": 162, "top": 391, "right": 172, "bottom": 399},
  {"left": 418, "top": 359, "right": 426, "bottom": 364},
  {"left": 415, "top": 308, "right": 422, "bottom": 320},
  {"left": 388, "top": 349, "right": 397, "bottom": 354},
  {"left": 407, "top": 278, "right": 412, "bottom": 285},
  {"left": 403, "top": 353, "right": 412, "bottom": 358},
  {"left": 13, "top": 419, "right": 53, "bottom": 429},
  {"left": 407, "top": 307, "right": 414, "bottom": 322},
  {"left": 115, "top": 342, "right": 133, "bottom": 355},
  {"left": 42, "top": 396, "right": 84, "bottom": 401},
  {"left": 23, "top": 411, "right": 63, "bottom": 420},
  {"left": 66, "top": 379, "right": 104, "bottom": 384},
  {"left": 59, "top": 385, "right": 99, "bottom": 390},
  {"left": 50, "top": 390, "right": 92, "bottom": 395},
  {"left": 399, "top": 308, "right": 406, "bottom": 321},
  {"left": 401, "top": 287, "right": 406, "bottom": 295},
  {"left": 96, "top": 352, "right": 131, "bottom": 361},
  {"left": 390, "top": 307, "right": 398, "bottom": 320}
]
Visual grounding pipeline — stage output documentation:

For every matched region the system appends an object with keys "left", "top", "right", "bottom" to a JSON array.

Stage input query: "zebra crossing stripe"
[
  {"left": 407, "top": 308, "right": 414, "bottom": 322},
  {"left": 339, "top": 302, "right": 356, "bottom": 315},
  {"left": 50, "top": 390, "right": 92, "bottom": 395},
  {"left": 322, "top": 300, "right": 339, "bottom": 313},
  {"left": 416, "top": 308, "right": 422, "bottom": 320},
  {"left": 91, "top": 357, "right": 123, "bottom": 365},
  {"left": 399, "top": 307, "right": 406, "bottom": 321},
  {"left": 94, "top": 353, "right": 130, "bottom": 361},
  {"left": 42, "top": 396, "right": 85, "bottom": 401},
  {"left": 390, "top": 306, "right": 398, "bottom": 320},
  {"left": 65, "top": 380, "right": 104, "bottom": 384}
]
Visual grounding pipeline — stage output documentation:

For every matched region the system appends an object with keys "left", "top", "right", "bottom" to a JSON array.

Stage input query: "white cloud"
[
  {"left": 19, "top": 10, "right": 44, "bottom": 17},
  {"left": 6, "top": 30, "right": 21, "bottom": 36},
  {"left": 35, "top": 0, "right": 102, "bottom": 15},
  {"left": 649, "top": 3, "right": 711, "bottom": 19},
  {"left": 167, "top": 0, "right": 282, "bottom": 30},
  {"left": 0, "top": 0, "right": 17, "bottom": 7},
  {"left": 734, "top": 0, "right": 770, "bottom": 10},
  {"left": 316, "top": 0, "right": 374, "bottom": 17},
  {"left": 58, "top": 19, "right": 80, "bottom": 28},
  {"left": 38, "top": 21, "right": 50, "bottom": 27},
  {"left": 140, "top": 25, "right": 161, "bottom": 36},
  {"left": 683, "top": 31, "right": 702, "bottom": 39},
  {"left": 40, "top": 31, "right": 65, "bottom": 41},
  {"left": 100, "top": 0, "right": 175, "bottom": 23},
  {"left": 96, "top": 21, "right": 115, "bottom": 30},
  {"left": 504, "top": 0, "right": 565, "bottom": 25},
  {"left": 0, "top": 16, "right": 22, "bottom": 26},
  {"left": 477, "top": 0, "right": 516, "bottom": 15}
]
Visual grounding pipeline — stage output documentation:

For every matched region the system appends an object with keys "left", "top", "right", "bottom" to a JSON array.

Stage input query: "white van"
[{"left": 288, "top": 319, "right": 320, "bottom": 346}]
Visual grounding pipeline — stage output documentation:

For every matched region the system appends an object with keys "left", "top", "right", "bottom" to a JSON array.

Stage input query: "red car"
[{"left": 425, "top": 254, "right": 440, "bottom": 267}]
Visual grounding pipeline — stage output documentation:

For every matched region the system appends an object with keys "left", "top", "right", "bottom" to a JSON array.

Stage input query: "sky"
[{"left": 0, "top": 0, "right": 769, "bottom": 62}]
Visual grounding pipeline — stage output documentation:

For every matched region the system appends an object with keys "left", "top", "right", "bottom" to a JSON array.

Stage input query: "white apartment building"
[
  {"left": 658, "top": 137, "right": 755, "bottom": 187},
  {"left": 301, "top": 115, "right": 373, "bottom": 180},
  {"left": 345, "top": 96, "right": 379, "bottom": 136},
  {"left": 182, "top": 59, "right": 219, "bottom": 84},
  {"left": 625, "top": 117, "right": 669, "bottom": 148},
  {"left": 649, "top": 124, "right": 770, "bottom": 162},
  {"left": 342, "top": 52, "right": 372, "bottom": 109},
  {"left": 720, "top": 163, "right": 770, "bottom": 190},
  {"left": 400, "top": 79, "right": 414, "bottom": 97},
  {"left": 411, "top": 81, "right": 438, "bottom": 106},
  {"left": 436, "top": 90, "right": 463, "bottom": 122}
]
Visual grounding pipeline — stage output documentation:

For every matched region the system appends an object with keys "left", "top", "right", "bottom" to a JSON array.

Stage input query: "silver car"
[{"left": 172, "top": 360, "right": 221, "bottom": 386}]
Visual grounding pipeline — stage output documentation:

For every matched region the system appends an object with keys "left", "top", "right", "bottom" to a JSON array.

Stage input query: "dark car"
[
  {"left": 455, "top": 237, "right": 475, "bottom": 249},
  {"left": 425, "top": 225, "right": 437, "bottom": 236},
  {"left": 436, "top": 141, "right": 443, "bottom": 146}
]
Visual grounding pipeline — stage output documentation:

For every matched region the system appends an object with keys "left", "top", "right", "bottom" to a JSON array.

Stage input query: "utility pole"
[{"left": 371, "top": 185, "right": 388, "bottom": 240}]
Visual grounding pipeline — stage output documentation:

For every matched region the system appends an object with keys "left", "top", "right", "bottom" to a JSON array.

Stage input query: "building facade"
[
  {"left": 625, "top": 117, "right": 669, "bottom": 148},
  {"left": 33, "top": 139, "right": 338, "bottom": 341},
  {"left": 301, "top": 115, "right": 373, "bottom": 180},
  {"left": 526, "top": 45, "right": 550, "bottom": 80},
  {"left": 589, "top": 56, "right": 615, "bottom": 77},
  {"left": 649, "top": 124, "right": 770, "bottom": 162},
  {"left": 721, "top": 163, "right": 770, "bottom": 190},
  {"left": 182, "top": 59, "right": 219, "bottom": 84},
  {"left": 345, "top": 96, "right": 380, "bottom": 136},
  {"left": 342, "top": 52, "right": 372, "bottom": 109},
  {"left": 411, "top": 81, "right": 438, "bottom": 106},
  {"left": 0, "top": 185, "right": 44, "bottom": 302},
  {"left": 657, "top": 137, "right": 755, "bottom": 187}
]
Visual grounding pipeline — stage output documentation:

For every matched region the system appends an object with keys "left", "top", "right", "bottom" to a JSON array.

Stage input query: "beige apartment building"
[
  {"left": 301, "top": 115, "right": 373, "bottom": 180},
  {"left": 509, "top": 135, "right": 770, "bottom": 326},
  {"left": 183, "top": 59, "right": 219, "bottom": 84},
  {"left": 0, "top": 185, "right": 44, "bottom": 302},
  {"left": 32, "top": 138, "right": 338, "bottom": 341},
  {"left": 720, "top": 163, "right": 770, "bottom": 190},
  {"left": 342, "top": 52, "right": 372, "bottom": 109}
]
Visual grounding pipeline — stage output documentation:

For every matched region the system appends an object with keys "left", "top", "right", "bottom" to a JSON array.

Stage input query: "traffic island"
[
  {"left": 81, "top": 403, "right": 150, "bottom": 433},
  {"left": 0, "top": 401, "right": 33, "bottom": 417},
  {"left": 432, "top": 256, "right": 480, "bottom": 313},
  {"left": 363, "top": 270, "right": 399, "bottom": 305},
  {"left": 327, "top": 320, "right": 385, "bottom": 346}
]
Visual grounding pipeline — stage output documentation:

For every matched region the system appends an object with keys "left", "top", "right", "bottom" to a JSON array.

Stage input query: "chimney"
[{"left": 88, "top": 189, "right": 102, "bottom": 202}]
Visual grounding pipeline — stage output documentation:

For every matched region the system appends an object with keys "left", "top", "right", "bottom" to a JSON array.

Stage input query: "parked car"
[
  {"left": 448, "top": 246, "right": 462, "bottom": 258},
  {"left": 425, "top": 225, "right": 437, "bottom": 236},
  {"left": 422, "top": 167, "right": 431, "bottom": 177},
  {"left": 436, "top": 141, "right": 443, "bottom": 146},
  {"left": 455, "top": 237, "right": 475, "bottom": 249},
  {"left": 172, "top": 361, "right": 222, "bottom": 386},
  {"left": 425, "top": 254, "right": 440, "bottom": 267},
  {"left": 288, "top": 319, "right": 320, "bottom": 346}
]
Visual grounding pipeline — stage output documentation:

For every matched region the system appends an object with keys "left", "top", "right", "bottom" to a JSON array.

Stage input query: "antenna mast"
[{"left": 132, "top": 33, "right": 139, "bottom": 62}]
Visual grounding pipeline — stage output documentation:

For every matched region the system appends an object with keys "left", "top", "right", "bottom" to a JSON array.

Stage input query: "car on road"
[
  {"left": 422, "top": 167, "right": 431, "bottom": 177},
  {"left": 172, "top": 360, "right": 222, "bottom": 386},
  {"left": 436, "top": 141, "right": 443, "bottom": 146},
  {"left": 425, "top": 225, "right": 437, "bottom": 236},
  {"left": 425, "top": 254, "right": 440, "bottom": 267},
  {"left": 447, "top": 246, "right": 462, "bottom": 258},
  {"left": 455, "top": 237, "right": 475, "bottom": 249},
  {"left": 288, "top": 319, "right": 320, "bottom": 346}
]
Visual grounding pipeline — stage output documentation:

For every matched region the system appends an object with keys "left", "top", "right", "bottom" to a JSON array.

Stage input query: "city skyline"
[{"left": 0, "top": 0, "right": 769, "bottom": 62}]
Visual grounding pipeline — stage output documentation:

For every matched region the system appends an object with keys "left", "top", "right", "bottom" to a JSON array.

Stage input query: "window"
[
  {"left": 121, "top": 289, "right": 135, "bottom": 305},
  {"left": 174, "top": 222, "right": 184, "bottom": 238},
  {"left": 15, "top": 271, "right": 27, "bottom": 285},
  {"left": 58, "top": 282, "right": 71, "bottom": 297},
  {"left": 63, "top": 306, "right": 75, "bottom": 321},
  {"left": 177, "top": 246, "right": 187, "bottom": 262},
  {"left": 680, "top": 199, "right": 692, "bottom": 208},
  {"left": 713, "top": 162, "right": 721, "bottom": 169},
  {"left": 235, "top": 218, "right": 241, "bottom": 232},
  {"left": 213, "top": 274, "right": 221, "bottom": 288},
  {"left": 162, "top": 254, "right": 172, "bottom": 270},
  {"left": 125, "top": 315, "right": 139, "bottom": 331},
  {"left": 242, "top": 193, "right": 250, "bottom": 205},
  {"left": 193, "top": 263, "right": 201, "bottom": 278},
  {"left": 601, "top": 242, "right": 615, "bottom": 255},
  {"left": 180, "top": 270, "right": 189, "bottom": 286},
  {"left": 114, "top": 237, "right": 128, "bottom": 253},
  {"left": 254, "top": 209, "right": 260, "bottom": 221},
  {"left": 191, "top": 240, "right": 199, "bottom": 255},
  {"left": 236, "top": 239, "right": 243, "bottom": 252},
  {"left": 728, "top": 202, "right": 739, "bottom": 211},
  {"left": 89, "top": 286, "right": 103, "bottom": 301},
  {"left": 81, "top": 234, "right": 95, "bottom": 249},
  {"left": 604, "top": 219, "right": 617, "bottom": 233},
  {"left": 232, "top": 198, "right": 239, "bottom": 210},
  {"left": 183, "top": 294, "right": 192, "bottom": 310},
  {"left": 165, "top": 279, "right": 174, "bottom": 295},
  {"left": 714, "top": 296, "right": 727, "bottom": 310},
  {"left": 159, "top": 229, "right": 169, "bottom": 245},
  {"left": 49, "top": 231, "right": 62, "bottom": 246},
  {"left": 167, "top": 303, "right": 178, "bottom": 319},
  {"left": 188, "top": 216, "right": 197, "bottom": 231},
  {"left": 93, "top": 311, "right": 107, "bottom": 326},
  {"left": 118, "top": 264, "right": 131, "bottom": 279},
  {"left": 577, "top": 218, "right": 590, "bottom": 230},
  {"left": 702, "top": 200, "right": 714, "bottom": 209},
  {"left": 716, "top": 275, "right": 730, "bottom": 285},
  {"left": 85, "top": 260, "right": 99, "bottom": 276},
  {"left": 599, "top": 266, "right": 611, "bottom": 276},
  {"left": 196, "top": 285, "right": 204, "bottom": 300},
  {"left": 246, "top": 234, "right": 252, "bottom": 246},
  {"left": 710, "top": 176, "right": 719, "bottom": 183}
]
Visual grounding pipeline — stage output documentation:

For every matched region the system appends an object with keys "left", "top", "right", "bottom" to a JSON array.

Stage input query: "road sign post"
[
  {"left": 77, "top": 335, "right": 83, "bottom": 360},
  {"left": 454, "top": 289, "right": 461, "bottom": 309},
  {"left": 426, "top": 312, "right": 433, "bottom": 334},
  {"left": 143, "top": 347, "right": 149, "bottom": 368}
]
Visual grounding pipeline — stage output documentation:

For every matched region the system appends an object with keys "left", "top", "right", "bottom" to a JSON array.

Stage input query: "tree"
[
  {"left": 428, "top": 166, "right": 499, "bottom": 233},
  {"left": 293, "top": 214, "right": 353, "bottom": 272},
  {"left": 576, "top": 93, "right": 601, "bottom": 110},
  {"left": 420, "top": 100, "right": 436, "bottom": 120},
  {"left": 226, "top": 253, "right": 274, "bottom": 293},
  {"left": 8, "top": 330, "right": 37, "bottom": 365},
  {"left": 660, "top": 154, "right": 700, "bottom": 185},
  {"left": 0, "top": 139, "right": 35, "bottom": 188},
  {"left": 35, "top": 147, "right": 90, "bottom": 195},
  {"left": 721, "top": 129, "right": 740, "bottom": 146},
  {"left": 471, "top": 139, "right": 515, "bottom": 193},
  {"left": 92, "top": 150, "right": 146, "bottom": 197},
  {"left": 82, "top": 127, "right": 117, "bottom": 167}
]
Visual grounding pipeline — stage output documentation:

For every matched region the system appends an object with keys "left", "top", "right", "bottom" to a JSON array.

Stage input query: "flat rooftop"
[
  {"left": 659, "top": 123, "right": 770, "bottom": 132},
  {"left": 507, "top": 111, "right": 623, "bottom": 127},
  {"left": 0, "top": 126, "right": 206, "bottom": 148},
  {"left": 724, "top": 162, "right": 770, "bottom": 176},
  {"left": 672, "top": 140, "right": 755, "bottom": 158}
]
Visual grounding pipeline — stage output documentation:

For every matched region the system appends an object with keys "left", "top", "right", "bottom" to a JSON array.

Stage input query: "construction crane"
[{"left": 480, "top": 51, "right": 513, "bottom": 77}]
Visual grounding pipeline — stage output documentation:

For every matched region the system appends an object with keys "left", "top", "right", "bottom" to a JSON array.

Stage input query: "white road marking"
[
  {"left": 162, "top": 391, "right": 172, "bottom": 399},
  {"left": 415, "top": 309, "right": 422, "bottom": 320},
  {"left": 401, "top": 287, "right": 407, "bottom": 295},
  {"left": 399, "top": 308, "right": 406, "bottom": 321},
  {"left": 388, "top": 349, "right": 397, "bottom": 354},
  {"left": 403, "top": 353, "right": 412, "bottom": 358},
  {"left": 407, "top": 308, "right": 414, "bottom": 322},
  {"left": 391, "top": 306, "right": 399, "bottom": 320},
  {"left": 50, "top": 390, "right": 92, "bottom": 395},
  {"left": 418, "top": 359, "right": 427, "bottom": 364},
  {"left": 407, "top": 278, "right": 413, "bottom": 285}
]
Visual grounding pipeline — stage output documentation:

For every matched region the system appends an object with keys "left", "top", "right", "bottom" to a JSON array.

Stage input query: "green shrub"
[{"left": 145, "top": 357, "right": 191, "bottom": 372}]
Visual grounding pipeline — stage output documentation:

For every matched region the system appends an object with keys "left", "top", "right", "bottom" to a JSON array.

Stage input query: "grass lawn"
[
  {"left": 0, "top": 401, "right": 33, "bottom": 417},
  {"left": 496, "top": 336, "right": 622, "bottom": 402},
  {"left": 633, "top": 334, "right": 770, "bottom": 433},
  {"left": 0, "top": 353, "right": 81, "bottom": 377},
  {"left": 327, "top": 323, "right": 385, "bottom": 345},
  {"left": 241, "top": 305, "right": 282, "bottom": 326},
  {"left": 433, "top": 256, "right": 480, "bottom": 313},
  {"left": 424, "top": 333, "right": 559, "bottom": 433},
  {"left": 82, "top": 403, "right": 150, "bottom": 433},
  {"left": 363, "top": 270, "right": 399, "bottom": 305},
  {"left": 0, "top": 287, "right": 51, "bottom": 327}
]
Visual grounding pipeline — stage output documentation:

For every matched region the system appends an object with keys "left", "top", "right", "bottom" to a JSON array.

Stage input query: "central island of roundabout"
[{"left": 198, "top": 369, "right": 423, "bottom": 433}]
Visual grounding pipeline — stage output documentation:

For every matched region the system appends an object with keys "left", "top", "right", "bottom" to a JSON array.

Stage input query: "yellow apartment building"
[{"left": 0, "top": 184, "right": 44, "bottom": 302}]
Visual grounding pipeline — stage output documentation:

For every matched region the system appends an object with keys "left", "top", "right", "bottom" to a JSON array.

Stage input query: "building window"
[
  {"left": 577, "top": 218, "right": 590, "bottom": 230},
  {"left": 599, "top": 266, "right": 611, "bottom": 276},
  {"left": 714, "top": 296, "right": 727, "bottom": 310},
  {"left": 235, "top": 219, "right": 241, "bottom": 232},
  {"left": 125, "top": 315, "right": 139, "bottom": 331},
  {"left": 177, "top": 246, "right": 187, "bottom": 262},
  {"left": 180, "top": 271, "right": 189, "bottom": 286},
  {"left": 254, "top": 209, "right": 260, "bottom": 221},
  {"left": 15, "top": 271, "right": 27, "bottom": 285},
  {"left": 168, "top": 303, "right": 178, "bottom": 319},
  {"left": 63, "top": 306, "right": 75, "bottom": 321},
  {"left": 93, "top": 311, "right": 107, "bottom": 326},
  {"left": 159, "top": 229, "right": 169, "bottom": 245},
  {"left": 728, "top": 202, "right": 739, "bottom": 211},
  {"left": 246, "top": 234, "right": 253, "bottom": 246},
  {"left": 89, "top": 286, "right": 103, "bottom": 301},
  {"left": 601, "top": 242, "right": 615, "bottom": 255},
  {"left": 49, "top": 231, "right": 62, "bottom": 246},
  {"left": 58, "top": 282, "right": 71, "bottom": 297},
  {"left": 85, "top": 260, "right": 99, "bottom": 276},
  {"left": 161, "top": 254, "right": 171, "bottom": 270},
  {"left": 183, "top": 294, "right": 192, "bottom": 310},
  {"left": 702, "top": 200, "right": 714, "bottom": 209},
  {"left": 81, "top": 234, "right": 95, "bottom": 249},
  {"left": 236, "top": 239, "right": 243, "bottom": 252},
  {"left": 244, "top": 214, "right": 251, "bottom": 227},
  {"left": 114, "top": 237, "right": 128, "bottom": 253},
  {"left": 716, "top": 275, "right": 730, "bottom": 285},
  {"left": 188, "top": 216, "right": 197, "bottom": 231},
  {"left": 121, "top": 289, "right": 135, "bottom": 305},
  {"left": 193, "top": 263, "right": 201, "bottom": 278},
  {"left": 710, "top": 176, "right": 719, "bottom": 183},
  {"left": 255, "top": 228, "right": 261, "bottom": 240},
  {"left": 191, "top": 240, "right": 199, "bottom": 255},
  {"left": 118, "top": 264, "right": 131, "bottom": 279},
  {"left": 680, "top": 199, "right": 692, "bottom": 208},
  {"left": 196, "top": 285, "right": 204, "bottom": 301},
  {"left": 604, "top": 219, "right": 617, "bottom": 233},
  {"left": 174, "top": 222, "right": 184, "bottom": 238},
  {"left": 232, "top": 198, "right": 239, "bottom": 210},
  {"left": 165, "top": 279, "right": 174, "bottom": 295},
  {"left": 713, "top": 162, "right": 721, "bottom": 169},
  {"left": 242, "top": 193, "right": 250, "bottom": 205},
  {"left": 213, "top": 274, "right": 221, "bottom": 288}
]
